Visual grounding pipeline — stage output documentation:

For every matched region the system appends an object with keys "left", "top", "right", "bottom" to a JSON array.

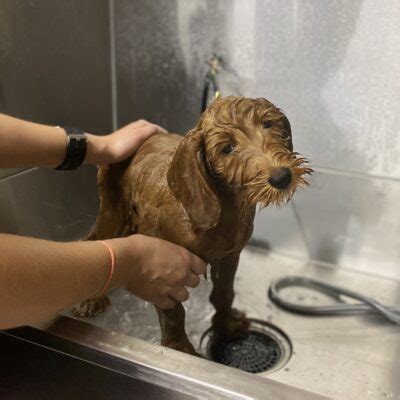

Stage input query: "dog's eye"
[
  {"left": 263, "top": 120, "right": 273, "bottom": 129},
  {"left": 222, "top": 144, "right": 235, "bottom": 154}
]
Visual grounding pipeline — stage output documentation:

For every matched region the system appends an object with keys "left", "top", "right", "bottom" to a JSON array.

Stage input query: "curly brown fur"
[
  {"left": 199, "top": 97, "right": 311, "bottom": 209},
  {"left": 74, "top": 96, "right": 311, "bottom": 354}
]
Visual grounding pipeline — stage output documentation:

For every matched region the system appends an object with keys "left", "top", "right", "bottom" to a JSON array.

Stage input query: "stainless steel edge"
[{"left": 33, "top": 316, "right": 328, "bottom": 400}]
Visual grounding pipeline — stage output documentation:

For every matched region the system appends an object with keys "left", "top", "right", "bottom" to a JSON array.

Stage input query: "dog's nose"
[{"left": 268, "top": 167, "right": 292, "bottom": 189}]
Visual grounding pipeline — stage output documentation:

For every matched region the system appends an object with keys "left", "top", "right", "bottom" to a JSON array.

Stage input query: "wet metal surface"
[
  {"left": 0, "top": 166, "right": 98, "bottom": 241},
  {"left": 294, "top": 171, "right": 400, "bottom": 280},
  {"left": 0, "top": 0, "right": 112, "bottom": 179},
  {"left": 251, "top": 203, "right": 309, "bottom": 260},
  {"left": 114, "top": 0, "right": 400, "bottom": 178},
  {"left": 1, "top": 328, "right": 194, "bottom": 400},
  {"left": 69, "top": 246, "right": 400, "bottom": 399},
  {"left": 12, "top": 317, "right": 325, "bottom": 400}
]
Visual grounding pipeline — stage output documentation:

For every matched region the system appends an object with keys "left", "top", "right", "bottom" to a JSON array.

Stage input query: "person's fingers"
[
  {"left": 152, "top": 123, "right": 167, "bottom": 134},
  {"left": 190, "top": 255, "right": 207, "bottom": 275},
  {"left": 184, "top": 272, "right": 201, "bottom": 288},
  {"left": 155, "top": 296, "right": 175, "bottom": 310},
  {"left": 169, "top": 286, "right": 190, "bottom": 302},
  {"left": 137, "top": 124, "right": 164, "bottom": 138},
  {"left": 130, "top": 119, "right": 148, "bottom": 128},
  {"left": 131, "top": 119, "right": 166, "bottom": 134}
]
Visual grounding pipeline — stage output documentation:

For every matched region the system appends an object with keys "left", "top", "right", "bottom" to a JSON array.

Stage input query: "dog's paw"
[
  {"left": 162, "top": 338, "right": 201, "bottom": 357},
  {"left": 72, "top": 295, "right": 110, "bottom": 318},
  {"left": 212, "top": 308, "right": 251, "bottom": 340}
]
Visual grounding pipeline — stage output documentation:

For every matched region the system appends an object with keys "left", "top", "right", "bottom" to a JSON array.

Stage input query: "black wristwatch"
[{"left": 55, "top": 126, "right": 87, "bottom": 170}]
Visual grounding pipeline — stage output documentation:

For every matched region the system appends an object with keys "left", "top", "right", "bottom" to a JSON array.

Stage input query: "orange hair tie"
[{"left": 95, "top": 241, "right": 116, "bottom": 297}]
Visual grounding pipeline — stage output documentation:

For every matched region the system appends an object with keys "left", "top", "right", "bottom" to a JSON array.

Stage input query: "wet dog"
[{"left": 73, "top": 96, "right": 311, "bottom": 355}]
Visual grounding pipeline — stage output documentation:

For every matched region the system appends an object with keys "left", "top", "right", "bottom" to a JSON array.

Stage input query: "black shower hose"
[{"left": 268, "top": 276, "right": 400, "bottom": 325}]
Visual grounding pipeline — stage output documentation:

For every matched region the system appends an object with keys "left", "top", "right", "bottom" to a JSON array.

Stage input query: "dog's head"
[{"left": 168, "top": 96, "right": 312, "bottom": 231}]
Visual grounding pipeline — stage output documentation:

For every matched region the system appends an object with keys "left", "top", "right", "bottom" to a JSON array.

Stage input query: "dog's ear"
[
  {"left": 281, "top": 115, "right": 293, "bottom": 152},
  {"left": 167, "top": 129, "right": 221, "bottom": 231}
]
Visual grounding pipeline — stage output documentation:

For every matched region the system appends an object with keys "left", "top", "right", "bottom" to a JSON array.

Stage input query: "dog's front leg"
[
  {"left": 155, "top": 302, "right": 199, "bottom": 356},
  {"left": 210, "top": 252, "right": 250, "bottom": 339}
]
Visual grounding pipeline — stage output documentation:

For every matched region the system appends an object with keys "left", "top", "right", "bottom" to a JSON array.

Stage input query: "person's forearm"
[
  {"left": 0, "top": 114, "right": 67, "bottom": 168},
  {"left": 0, "top": 114, "right": 108, "bottom": 168},
  {"left": 0, "top": 234, "right": 127, "bottom": 329},
  {"left": 0, "top": 232, "right": 206, "bottom": 329}
]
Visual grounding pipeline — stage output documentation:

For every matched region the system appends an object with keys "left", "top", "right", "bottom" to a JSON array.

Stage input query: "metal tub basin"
[{"left": 57, "top": 245, "right": 400, "bottom": 399}]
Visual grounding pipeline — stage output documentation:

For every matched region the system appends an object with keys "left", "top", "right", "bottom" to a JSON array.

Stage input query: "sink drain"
[{"left": 200, "top": 319, "right": 292, "bottom": 374}]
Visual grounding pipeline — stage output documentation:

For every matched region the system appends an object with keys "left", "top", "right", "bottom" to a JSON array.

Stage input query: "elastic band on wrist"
[{"left": 95, "top": 241, "right": 116, "bottom": 297}]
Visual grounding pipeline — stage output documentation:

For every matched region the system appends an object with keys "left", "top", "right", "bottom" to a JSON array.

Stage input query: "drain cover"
[
  {"left": 200, "top": 319, "right": 291, "bottom": 374},
  {"left": 210, "top": 330, "right": 281, "bottom": 373}
]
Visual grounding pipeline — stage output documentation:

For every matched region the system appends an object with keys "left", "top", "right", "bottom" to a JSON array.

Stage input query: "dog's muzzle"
[{"left": 268, "top": 167, "right": 292, "bottom": 190}]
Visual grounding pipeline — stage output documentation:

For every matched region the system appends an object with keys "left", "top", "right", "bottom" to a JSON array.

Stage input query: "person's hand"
[
  {"left": 85, "top": 119, "right": 167, "bottom": 165},
  {"left": 109, "top": 234, "right": 207, "bottom": 309}
]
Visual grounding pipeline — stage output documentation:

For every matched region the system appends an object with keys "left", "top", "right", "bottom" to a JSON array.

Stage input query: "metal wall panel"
[
  {"left": 0, "top": 0, "right": 112, "bottom": 178},
  {"left": 114, "top": 0, "right": 227, "bottom": 132},
  {"left": 295, "top": 171, "right": 400, "bottom": 279},
  {"left": 249, "top": 0, "right": 400, "bottom": 179},
  {"left": 0, "top": 167, "right": 98, "bottom": 241},
  {"left": 251, "top": 204, "right": 309, "bottom": 259},
  {"left": 0, "top": 0, "right": 108, "bottom": 242},
  {"left": 115, "top": 0, "right": 400, "bottom": 179}
]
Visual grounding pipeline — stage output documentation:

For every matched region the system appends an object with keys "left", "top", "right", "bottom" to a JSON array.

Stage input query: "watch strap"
[{"left": 55, "top": 126, "right": 87, "bottom": 170}]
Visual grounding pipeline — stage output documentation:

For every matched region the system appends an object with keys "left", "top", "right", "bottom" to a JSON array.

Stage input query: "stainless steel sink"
[
  {"left": 2, "top": 246, "right": 399, "bottom": 399},
  {"left": 1, "top": 317, "right": 324, "bottom": 399},
  {"left": 59, "top": 245, "right": 400, "bottom": 399}
]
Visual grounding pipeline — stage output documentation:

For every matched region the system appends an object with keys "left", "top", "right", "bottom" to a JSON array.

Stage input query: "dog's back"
[{"left": 89, "top": 132, "right": 199, "bottom": 248}]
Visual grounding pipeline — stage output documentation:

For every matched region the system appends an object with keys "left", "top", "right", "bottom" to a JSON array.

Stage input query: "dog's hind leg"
[
  {"left": 156, "top": 303, "right": 200, "bottom": 356},
  {"left": 210, "top": 252, "right": 250, "bottom": 339}
]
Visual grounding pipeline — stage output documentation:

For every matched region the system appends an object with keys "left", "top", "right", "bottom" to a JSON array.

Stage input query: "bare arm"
[
  {"left": 0, "top": 114, "right": 166, "bottom": 168},
  {"left": 0, "top": 233, "right": 206, "bottom": 330}
]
